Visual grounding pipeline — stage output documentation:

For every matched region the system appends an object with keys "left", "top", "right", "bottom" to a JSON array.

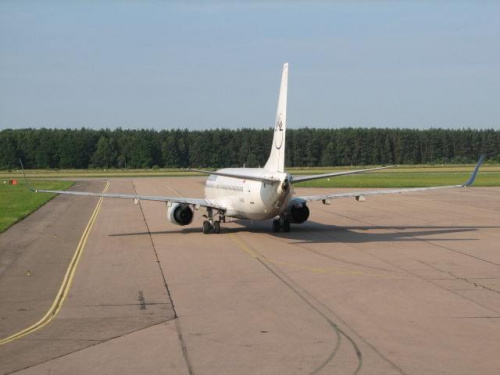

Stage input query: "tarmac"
[{"left": 0, "top": 177, "right": 499, "bottom": 375}]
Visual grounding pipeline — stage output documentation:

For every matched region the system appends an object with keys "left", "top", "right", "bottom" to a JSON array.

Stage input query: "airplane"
[{"left": 22, "top": 63, "right": 485, "bottom": 234}]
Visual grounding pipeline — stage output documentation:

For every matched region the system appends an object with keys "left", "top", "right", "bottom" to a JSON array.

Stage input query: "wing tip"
[
  {"left": 19, "top": 159, "right": 36, "bottom": 192},
  {"left": 462, "top": 155, "right": 485, "bottom": 187}
]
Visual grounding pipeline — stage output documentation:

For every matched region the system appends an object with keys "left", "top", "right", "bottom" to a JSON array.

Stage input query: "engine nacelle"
[
  {"left": 284, "top": 199, "right": 310, "bottom": 224},
  {"left": 167, "top": 203, "right": 194, "bottom": 226}
]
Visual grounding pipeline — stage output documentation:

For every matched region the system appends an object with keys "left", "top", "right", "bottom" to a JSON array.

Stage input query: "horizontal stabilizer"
[{"left": 188, "top": 169, "right": 281, "bottom": 183}]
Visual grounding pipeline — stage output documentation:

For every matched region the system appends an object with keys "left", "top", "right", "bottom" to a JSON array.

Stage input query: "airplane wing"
[
  {"left": 291, "top": 166, "right": 393, "bottom": 183},
  {"left": 18, "top": 163, "right": 226, "bottom": 211},
  {"left": 29, "top": 187, "right": 226, "bottom": 210},
  {"left": 296, "top": 155, "right": 485, "bottom": 203}
]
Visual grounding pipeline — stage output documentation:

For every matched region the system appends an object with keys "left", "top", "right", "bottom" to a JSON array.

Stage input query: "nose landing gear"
[{"left": 202, "top": 208, "right": 224, "bottom": 234}]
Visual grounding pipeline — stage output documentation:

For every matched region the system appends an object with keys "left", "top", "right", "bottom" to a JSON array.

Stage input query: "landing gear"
[
  {"left": 283, "top": 219, "right": 291, "bottom": 233},
  {"left": 203, "top": 220, "right": 211, "bottom": 234},
  {"left": 272, "top": 219, "right": 281, "bottom": 233},
  {"left": 202, "top": 208, "right": 223, "bottom": 234},
  {"left": 272, "top": 217, "right": 291, "bottom": 233},
  {"left": 213, "top": 220, "right": 221, "bottom": 234}
]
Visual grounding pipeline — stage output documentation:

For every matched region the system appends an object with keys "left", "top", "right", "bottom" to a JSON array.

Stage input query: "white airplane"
[{"left": 23, "top": 63, "right": 484, "bottom": 234}]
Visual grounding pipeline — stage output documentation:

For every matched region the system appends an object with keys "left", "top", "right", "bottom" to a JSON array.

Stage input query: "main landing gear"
[
  {"left": 202, "top": 208, "right": 225, "bottom": 234},
  {"left": 272, "top": 216, "right": 291, "bottom": 233}
]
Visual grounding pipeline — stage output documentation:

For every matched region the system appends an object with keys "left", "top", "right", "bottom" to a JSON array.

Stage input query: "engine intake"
[
  {"left": 285, "top": 199, "right": 310, "bottom": 224},
  {"left": 167, "top": 203, "right": 194, "bottom": 226},
  {"left": 290, "top": 204, "right": 310, "bottom": 223}
]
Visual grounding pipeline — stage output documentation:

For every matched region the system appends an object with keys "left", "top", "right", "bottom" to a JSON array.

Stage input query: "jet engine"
[
  {"left": 167, "top": 203, "right": 194, "bottom": 226},
  {"left": 284, "top": 199, "right": 310, "bottom": 224}
]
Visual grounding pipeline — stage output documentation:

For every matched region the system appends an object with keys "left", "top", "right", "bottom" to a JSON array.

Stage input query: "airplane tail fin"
[{"left": 264, "top": 63, "right": 288, "bottom": 173}]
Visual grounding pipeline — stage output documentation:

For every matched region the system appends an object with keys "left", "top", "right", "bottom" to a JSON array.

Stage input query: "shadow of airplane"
[{"left": 109, "top": 221, "right": 499, "bottom": 245}]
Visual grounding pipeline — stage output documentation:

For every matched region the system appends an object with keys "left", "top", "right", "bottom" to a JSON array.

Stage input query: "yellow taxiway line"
[{"left": 0, "top": 181, "right": 110, "bottom": 346}]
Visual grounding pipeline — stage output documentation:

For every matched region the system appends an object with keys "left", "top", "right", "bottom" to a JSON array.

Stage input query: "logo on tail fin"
[{"left": 274, "top": 116, "right": 284, "bottom": 149}]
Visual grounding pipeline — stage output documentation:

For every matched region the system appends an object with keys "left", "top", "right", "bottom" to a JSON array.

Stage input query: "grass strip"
[
  {"left": 0, "top": 180, "right": 74, "bottom": 233},
  {"left": 295, "top": 172, "right": 500, "bottom": 188},
  {"left": 1, "top": 164, "right": 499, "bottom": 180}
]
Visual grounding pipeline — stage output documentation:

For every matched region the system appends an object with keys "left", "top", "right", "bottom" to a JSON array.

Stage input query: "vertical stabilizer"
[{"left": 264, "top": 63, "right": 288, "bottom": 172}]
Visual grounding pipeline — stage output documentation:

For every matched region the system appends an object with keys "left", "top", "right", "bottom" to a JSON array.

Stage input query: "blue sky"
[{"left": 1, "top": 1, "right": 499, "bottom": 130}]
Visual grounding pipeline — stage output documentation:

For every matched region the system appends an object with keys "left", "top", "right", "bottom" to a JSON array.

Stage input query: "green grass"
[
  {"left": 1, "top": 163, "right": 499, "bottom": 180},
  {"left": 0, "top": 180, "right": 74, "bottom": 233},
  {"left": 290, "top": 164, "right": 500, "bottom": 188},
  {"left": 289, "top": 164, "right": 500, "bottom": 175}
]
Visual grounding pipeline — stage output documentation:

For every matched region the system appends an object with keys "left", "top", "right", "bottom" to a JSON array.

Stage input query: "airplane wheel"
[
  {"left": 213, "top": 221, "right": 221, "bottom": 234},
  {"left": 272, "top": 219, "right": 281, "bottom": 233},
  {"left": 283, "top": 219, "right": 291, "bottom": 233},
  {"left": 203, "top": 221, "right": 211, "bottom": 234}
]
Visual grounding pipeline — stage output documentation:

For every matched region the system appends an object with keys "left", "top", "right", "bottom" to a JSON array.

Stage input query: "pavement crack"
[
  {"left": 452, "top": 316, "right": 500, "bottom": 319},
  {"left": 132, "top": 180, "right": 193, "bottom": 375},
  {"left": 93, "top": 302, "right": 170, "bottom": 307},
  {"left": 131, "top": 180, "right": 177, "bottom": 318},
  {"left": 5, "top": 320, "right": 174, "bottom": 375},
  {"left": 138, "top": 290, "right": 147, "bottom": 310},
  {"left": 176, "top": 319, "right": 195, "bottom": 375},
  {"left": 417, "top": 259, "right": 500, "bottom": 295},
  {"left": 447, "top": 272, "right": 500, "bottom": 295}
]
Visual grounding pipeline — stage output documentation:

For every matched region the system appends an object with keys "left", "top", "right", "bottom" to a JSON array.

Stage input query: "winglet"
[
  {"left": 19, "top": 159, "right": 36, "bottom": 192},
  {"left": 462, "top": 155, "right": 485, "bottom": 187}
]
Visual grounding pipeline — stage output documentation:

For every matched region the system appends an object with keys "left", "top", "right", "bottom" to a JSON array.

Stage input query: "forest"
[{"left": 0, "top": 127, "right": 498, "bottom": 170}]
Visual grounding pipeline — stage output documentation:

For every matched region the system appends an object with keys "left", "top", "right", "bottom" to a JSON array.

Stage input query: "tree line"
[{"left": 0, "top": 127, "right": 498, "bottom": 170}]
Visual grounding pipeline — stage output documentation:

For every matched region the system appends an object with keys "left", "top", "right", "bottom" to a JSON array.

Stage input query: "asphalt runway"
[{"left": 1, "top": 177, "right": 499, "bottom": 374}]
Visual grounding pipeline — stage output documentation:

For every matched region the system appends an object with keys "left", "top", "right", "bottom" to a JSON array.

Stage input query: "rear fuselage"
[{"left": 204, "top": 168, "right": 293, "bottom": 220}]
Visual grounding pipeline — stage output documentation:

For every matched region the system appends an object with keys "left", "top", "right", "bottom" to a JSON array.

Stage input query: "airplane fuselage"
[{"left": 204, "top": 168, "right": 293, "bottom": 220}]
